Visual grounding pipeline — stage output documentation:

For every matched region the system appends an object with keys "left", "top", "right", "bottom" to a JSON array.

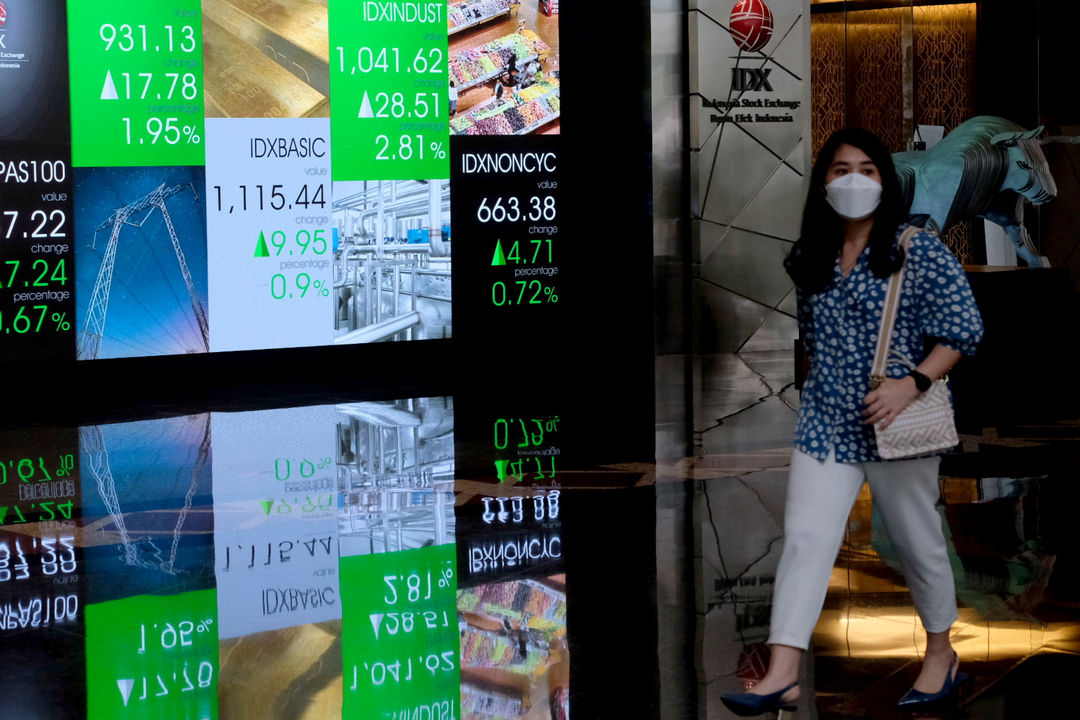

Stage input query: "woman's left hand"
[{"left": 862, "top": 377, "right": 921, "bottom": 429}]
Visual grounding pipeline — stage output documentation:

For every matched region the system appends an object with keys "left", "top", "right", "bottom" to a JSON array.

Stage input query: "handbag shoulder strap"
[{"left": 870, "top": 226, "right": 919, "bottom": 386}]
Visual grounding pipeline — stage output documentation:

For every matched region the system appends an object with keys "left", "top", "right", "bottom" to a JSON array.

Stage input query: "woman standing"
[{"left": 720, "top": 128, "right": 983, "bottom": 716}]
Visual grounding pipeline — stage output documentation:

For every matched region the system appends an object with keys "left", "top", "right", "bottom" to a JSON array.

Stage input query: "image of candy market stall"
[
  {"left": 458, "top": 576, "right": 570, "bottom": 719},
  {"left": 450, "top": 0, "right": 522, "bottom": 35},
  {"left": 447, "top": 1, "right": 561, "bottom": 136}
]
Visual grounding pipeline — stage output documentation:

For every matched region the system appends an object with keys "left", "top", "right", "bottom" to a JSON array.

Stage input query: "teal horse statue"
[{"left": 893, "top": 116, "right": 1056, "bottom": 267}]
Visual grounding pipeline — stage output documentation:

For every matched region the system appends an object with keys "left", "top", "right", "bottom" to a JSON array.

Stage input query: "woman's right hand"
[{"left": 861, "top": 377, "right": 921, "bottom": 430}]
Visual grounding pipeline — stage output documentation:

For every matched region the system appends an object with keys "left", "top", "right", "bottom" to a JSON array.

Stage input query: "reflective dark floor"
[
  {"left": 667, "top": 350, "right": 1080, "bottom": 719},
  {"left": 4, "top": 366, "right": 1080, "bottom": 719},
  {"left": 0, "top": 387, "right": 658, "bottom": 720}
]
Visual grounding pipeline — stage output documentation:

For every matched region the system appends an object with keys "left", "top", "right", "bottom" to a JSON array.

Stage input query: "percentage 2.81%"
[
  {"left": 382, "top": 566, "right": 455, "bottom": 605},
  {"left": 375, "top": 135, "right": 446, "bottom": 161}
]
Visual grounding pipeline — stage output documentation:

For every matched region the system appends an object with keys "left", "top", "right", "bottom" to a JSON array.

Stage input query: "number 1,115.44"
[{"left": 211, "top": 184, "right": 326, "bottom": 212}]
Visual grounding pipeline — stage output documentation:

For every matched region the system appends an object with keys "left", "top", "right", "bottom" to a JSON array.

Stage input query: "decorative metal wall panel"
[
  {"left": 810, "top": 11, "right": 845, "bottom": 163},
  {"left": 914, "top": 3, "right": 978, "bottom": 262},
  {"left": 687, "top": 9, "right": 812, "bottom": 711},
  {"left": 848, "top": 8, "right": 907, "bottom": 153},
  {"left": 809, "top": 3, "right": 978, "bottom": 261}
]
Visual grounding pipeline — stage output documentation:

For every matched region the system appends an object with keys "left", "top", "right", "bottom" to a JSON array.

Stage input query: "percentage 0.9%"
[
  {"left": 122, "top": 117, "right": 201, "bottom": 146},
  {"left": 270, "top": 273, "right": 329, "bottom": 301},
  {"left": 375, "top": 135, "right": 446, "bottom": 161},
  {"left": 491, "top": 280, "right": 559, "bottom": 306},
  {"left": 0, "top": 307, "right": 72, "bottom": 334}
]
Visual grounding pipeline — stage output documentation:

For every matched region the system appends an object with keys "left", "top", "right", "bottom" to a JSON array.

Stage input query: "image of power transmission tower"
[{"left": 75, "top": 171, "right": 209, "bottom": 360}]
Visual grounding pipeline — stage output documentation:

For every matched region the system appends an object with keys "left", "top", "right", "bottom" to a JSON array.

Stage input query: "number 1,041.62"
[
  {"left": 335, "top": 47, "right": 444, "bottom": 75},
  {"left": 348, "top": 652, "right": 457, "bottom": 690}
]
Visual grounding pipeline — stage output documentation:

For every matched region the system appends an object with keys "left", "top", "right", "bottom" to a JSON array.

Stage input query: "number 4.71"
[{"left": 506, "top": 238, "right": 552, "bottom": 264}]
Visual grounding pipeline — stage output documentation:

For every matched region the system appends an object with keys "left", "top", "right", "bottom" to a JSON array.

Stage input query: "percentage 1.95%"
[
  {"left": 137, "top": 618, "right": 215, "bottom": 653},
  {"left": 122, "top": 117, "right": 201, "bottom": 146}
]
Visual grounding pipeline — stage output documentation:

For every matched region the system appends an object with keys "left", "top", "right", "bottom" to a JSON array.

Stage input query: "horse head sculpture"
[{"left": 892, "top": 116, "right": 1057, "bottom": 267}]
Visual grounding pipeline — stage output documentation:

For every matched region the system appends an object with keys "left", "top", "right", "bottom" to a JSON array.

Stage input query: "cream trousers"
[{"left": 768, "top": 448, "right": 958, "bottom": 650}]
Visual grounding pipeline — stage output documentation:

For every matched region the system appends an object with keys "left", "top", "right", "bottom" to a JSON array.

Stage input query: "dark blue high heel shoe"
[
  {"left": 721, "top": 681, "right": 798, "bottom": 717},
  {"left": 897, "top": 651, "right": 969, "bottom": 710}
]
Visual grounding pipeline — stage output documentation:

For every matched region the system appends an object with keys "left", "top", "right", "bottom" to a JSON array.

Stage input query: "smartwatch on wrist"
[{"left": 908, "top": 370, "right": 932, "bottom": 392}]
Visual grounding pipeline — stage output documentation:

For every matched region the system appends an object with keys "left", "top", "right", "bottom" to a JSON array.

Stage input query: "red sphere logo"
[
  {"left": 0, "top": 2, "right": 7, "bottom": 29},
  {"left": 730, "top": 0, "right": 774, "bottom": 53}
]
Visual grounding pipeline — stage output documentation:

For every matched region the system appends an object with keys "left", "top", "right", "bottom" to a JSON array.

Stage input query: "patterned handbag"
[{"left": 870, "top": 227, "right": 959, "bottom": 460}]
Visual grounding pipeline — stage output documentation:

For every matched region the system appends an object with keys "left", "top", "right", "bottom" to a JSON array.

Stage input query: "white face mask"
[{"left": 825, "top": 173, "right": 882, "bottom": 220}]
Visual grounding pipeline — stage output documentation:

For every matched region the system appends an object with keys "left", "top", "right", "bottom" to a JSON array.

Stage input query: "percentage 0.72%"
[
  {"left": 122, "top": 117, "right": 202, "bottom": 145},
  {"left": 492, "top": 280, "right": 559, "bottom": 306},
  {"left": 375, "top": 135, "right": 446, "bottom": 161}
]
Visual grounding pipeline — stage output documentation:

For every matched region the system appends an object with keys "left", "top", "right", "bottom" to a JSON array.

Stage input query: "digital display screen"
[
  {"left": 1, "top": 0, "right": 564, "bottom": 362},
  {"left": 0, "top": 391, "right": 577, "bottom": 718}
]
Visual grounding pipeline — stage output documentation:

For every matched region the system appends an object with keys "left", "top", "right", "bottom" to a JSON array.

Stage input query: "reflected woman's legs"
[{"left": 864, "top": 456, "right": 959, "bottom": 692}]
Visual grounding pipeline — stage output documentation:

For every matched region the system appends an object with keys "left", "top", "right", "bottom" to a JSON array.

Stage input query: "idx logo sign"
[{"left": 732, "top": 68, "right": 773, "bottom": 92}]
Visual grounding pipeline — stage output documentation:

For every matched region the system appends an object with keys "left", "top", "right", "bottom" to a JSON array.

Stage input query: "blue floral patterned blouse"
[{"left": 794, "top": 227, "right": 984, "bottom": 462}]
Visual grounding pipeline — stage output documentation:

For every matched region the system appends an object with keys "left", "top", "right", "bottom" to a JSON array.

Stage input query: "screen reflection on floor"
[{"left": 0, "top": 397, "right": 570, "bottom": 720}]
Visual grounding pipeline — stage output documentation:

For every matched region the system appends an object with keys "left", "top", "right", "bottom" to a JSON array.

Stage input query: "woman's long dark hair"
[{"left": 784, "top": 128, "right": 907, "bottom": 293}]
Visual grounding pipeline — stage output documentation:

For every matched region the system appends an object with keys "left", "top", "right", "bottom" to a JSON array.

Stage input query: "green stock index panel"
[
  {"left": 85, "top": 590, "right": 219, "bottom": 720},
  {"left": 341, "top": 545, "right": 461, "bottom": 718},
  {"left": 67, "top": 1, "right": 206, "bottom": 168},
  {"left": 3, "top": 0, "right": 569, "bottom": 363},
  {"left": 328, "top": 1, "right": 450, "bottom": 180}
]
